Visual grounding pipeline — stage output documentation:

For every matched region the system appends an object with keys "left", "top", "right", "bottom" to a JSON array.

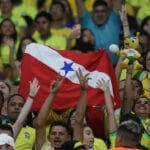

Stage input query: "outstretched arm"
[
  {"left": 97, "top": 79, "right": 117, "bottom": 133},
  {"left": 121, "top": 65, "right": 134, "bottom": 116},
  {"left": 74, "top": 69, "right": 89, "bottom": 141},
  {"left": 13, "top": 78, "right": 40, "bottom": 139},
  {"left": 35, "top": 77, "right": 64, "bottom": 150},
  {"left": 115, "top": 55, "right": 126, "bottom": 82},
  {"left": 75, "top": 0, "right": 86, "bottom": 17}
]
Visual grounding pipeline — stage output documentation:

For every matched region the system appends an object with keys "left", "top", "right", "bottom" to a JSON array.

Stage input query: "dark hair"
[
  {"left": 0, "top": 81, "right": 11, "bottom": 93},
  {"left": 37, "top": 0, "right": 46, "bottom": 10},
  {"left": 0, "top": 18, "right": 17, "bottom": 43},
  {"left": 117, "top": 125, "right": 142, "bottom": 144},
  {"left": 67, "top": 109, "right": 76, "bottom": 128},
  {"left": 0, "top": 91, "right": 4, "bottom": 103},
  {"left": 0, "top": 124, "right": 13, "bottom": 136},
  {"left": 17, "top": 37, "right": 36, "bottom": 61},
  {"left": 35, "top": 11, "right": 51, "bottom": 22},
  {"left": 143, "top": 51, "right": 150, "bottom": 70},
  {"left": 141, "top": 16, "right": 150, "bottom": 36},
  {"left": 7, "top": 94, "right": 24, "bottom": 104},
  {"left": 22, "top": 15, "right": 34, "bottom": 27},
  {"left": 93, "top": 0, "right": 108, "bottom": 9},
  {"left": 118, "top": 114, "right": 143, "bottom": 145},
  {"left": 50, "top": 1, "right": 65, "bottom": 12},
  {"left": 132, "top": 78, "right": 143, "bottom": 95},
  {"left": 49, "top": 121, "right": 73, "bottom": 138}
]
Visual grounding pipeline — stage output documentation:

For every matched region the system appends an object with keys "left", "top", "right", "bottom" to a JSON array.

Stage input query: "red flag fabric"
[{"left": 19, "top": 43, "right": 121, "bottom": 111}]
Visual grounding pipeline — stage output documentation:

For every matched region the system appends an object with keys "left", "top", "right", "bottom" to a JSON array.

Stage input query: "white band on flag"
[{"left": 25, "top": 43, "right": 114, "bottom": 96}]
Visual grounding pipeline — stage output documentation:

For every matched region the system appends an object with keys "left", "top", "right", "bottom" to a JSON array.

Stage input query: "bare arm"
[
  {"left": 97, "top": 79, "right": 117, "bottom": 133},
  {"left": 74, "top": 69, "right": 89, "bottom": 141},
  {"left": 13, "top": 78, "right": 40, "bottom": 139},
  {"left": 75, "top": 0, "right": 86, "bottom": 17},
  {"left": 35, "top": 77, "right": 64, "bottom": 150},
  {"left": 113, "top": 0, "right": 122, "bottom": 11},
  {"left": 121, "top": 65, "right": 133, "bottom": 116},
  {"left": 115, "top": 55, "right": 126, "bottom": 82}
]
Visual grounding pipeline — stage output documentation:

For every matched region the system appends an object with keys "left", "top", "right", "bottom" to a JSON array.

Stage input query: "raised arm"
[
  {"left": 35, "top": 77, "right": 64, "bottom": 150},
  {"left": 75, "top": 0, "right": 86, "bottom": 17},
  {"left": 113, "top": 0, "right": 122, "bottom": 11},
  {"left": 97, "top": 79, "right": 117, "bottom": 133},
  {"left": 121, "top": 65, "right": 133, "bottom": 116},
  {"left": 115, "top": 55, "right": 126, "bottom": 82},
  {"left": 74, "top": 69, "right": 89, "bottom": 141},
  {"left": 13, "top": 78, "right": 40, "bottom": 139}
]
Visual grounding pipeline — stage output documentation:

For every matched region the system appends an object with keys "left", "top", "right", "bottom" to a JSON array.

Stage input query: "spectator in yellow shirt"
[
  {"left": 0, "top": 18, "right": 17, "bottom": 65},
  {"left": 33, "top": 11, "right": 67, "bottom": 50},
  {"left": 49, "top": 1, "right": 72, "bottom": 41}
]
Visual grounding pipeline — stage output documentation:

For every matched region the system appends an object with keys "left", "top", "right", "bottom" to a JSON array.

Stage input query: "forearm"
[
  {"left": 13, "top": 96, "right": 33, "bottom": 139},
  {"left": 113, "top": 0, "right": 122, "bottom": 11},
  {"left": 36, "top": 93, "right": 56, "bottom": 127},
  {"left": 76, "top": 90, "right": 87, "bottom": 123},
  {"left": 75, "top": 0, "right": 85, "bottom": 17},
  {"left": 104, "top": 91, "right": 117, "bottom": 132},
  {"left": 74, "top": 89, "right": 87, "bottom": 141},
  {"left": 122, "top": 72, "right": 133, "bottom": 115},
  {"left": 115, "top": 56, "right": 125, "bottom": 82}
]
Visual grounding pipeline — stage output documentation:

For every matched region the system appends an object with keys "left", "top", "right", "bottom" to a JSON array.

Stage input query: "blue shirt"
[{"left": 80, "top": 10, "right": 122, "bottom": 65}]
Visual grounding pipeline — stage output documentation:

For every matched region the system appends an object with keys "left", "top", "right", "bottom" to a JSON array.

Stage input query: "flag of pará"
[{"left": 19, "top": 43, "right": 121, "bottom": 111}]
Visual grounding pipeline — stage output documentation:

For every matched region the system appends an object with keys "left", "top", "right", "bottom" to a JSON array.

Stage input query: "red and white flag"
[{"left": 19, "top": 43, "right": 121, "bottom": 111}]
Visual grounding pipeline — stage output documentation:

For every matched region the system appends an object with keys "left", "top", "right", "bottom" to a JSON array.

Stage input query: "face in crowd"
[
  {"left": 36, "top": 16, "right": 50, "bottom": 35},
  {"left": 92, "top": 1, "right": 109, "bottom": 26},
  {"left": 83, "top": 126, "right": 94, "bottom": 149},
  {"left": 132, "top": 79, "right": 143, "bottom": 100},
  {"left": 50, "top": 2, "right": 64, "bottom": 21},
  {"left": 134, "top": 97, "right": 150, "bottom": 118},
  {"left": 0, "top": 19, "right": 15, "bottom": 37},
  {"left": 7, "top": 95, "right": 24, "bottom": 121},
  {"left": 0, "top": 0, "right": 12, "bottom": 14},
  {"left": 0, "top": 81, "right": 10, "bottom": 99},
  {"left": 48, "top": 124, "right": 70, "bottom": 149}
]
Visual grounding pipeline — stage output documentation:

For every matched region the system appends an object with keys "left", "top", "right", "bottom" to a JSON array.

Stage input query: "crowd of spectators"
[{"left": 0, "top": 0, "right": 150, "bottom": 150}]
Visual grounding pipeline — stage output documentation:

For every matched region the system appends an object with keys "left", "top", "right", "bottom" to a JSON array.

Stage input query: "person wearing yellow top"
[
  {"left": 50, "top": 1, "right": 72, "bottom": 38},
  {"left": 134, "top": 51, "right": 150, "bottom": 99},
  {"left": 0, "top": 79, "right": 40, "bottom": 150},
  {"left": 126, "top": 0, "right": 150, "bottom": 20},
  {"left": 110, "top": 119, "right": 146, "bottom": 150},
  {"left": 44, "top": 0, "right": 94, "bottom": 18},
  {"left": 33, "top": 11, "right": 67, "bottom": 50},
  {"left": 35, "top": 72, "right": 107, "bottom": 150},
  {"left": 67, "top": 71, "right": 107, "bottom": 150},
  {"left": 15, "top": 126, "right": 35, "bottom": 150},
  {"left": 96, "top": 76, "right": 150, "bottom": 149},
  {"left": 0, "top": 18, "right": 18, "bottom": 65}
]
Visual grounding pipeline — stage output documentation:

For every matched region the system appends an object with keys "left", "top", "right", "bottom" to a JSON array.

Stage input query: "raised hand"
[
  {"left": 76, "top": 68, "right": 90, "bottom": 90},
  {"left": 96, "top": 79, "right": 110, "bottom": 93},
  {"left": 51, "top": 76, "right": 65, "bottom": 94},
  {"left": 29, "top": 78, "right": 40, "bottom": 98}
]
